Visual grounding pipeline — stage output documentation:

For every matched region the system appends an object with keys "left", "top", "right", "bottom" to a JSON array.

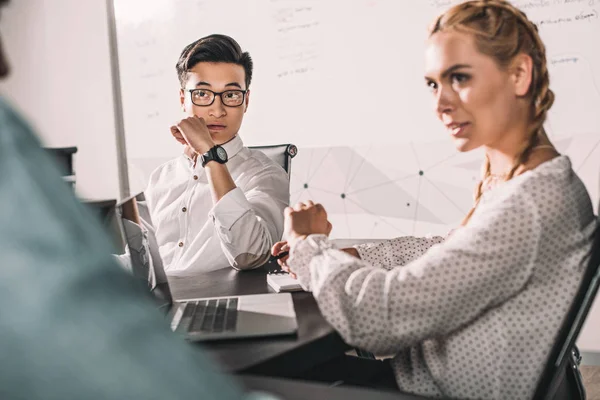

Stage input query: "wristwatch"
[{"left": 200, "top": 144, "right": 228, "bottom": 167}]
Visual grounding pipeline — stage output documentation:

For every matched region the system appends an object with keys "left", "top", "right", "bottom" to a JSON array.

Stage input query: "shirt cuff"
[
  {"left": 208, "top": 187, "right": 252, "bottom": 231},
  {"left": 288, "top": 234, "right": 332, "bottom": 291}
]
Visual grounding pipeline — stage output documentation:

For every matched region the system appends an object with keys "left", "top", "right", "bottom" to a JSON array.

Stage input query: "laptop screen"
[{"left": 115, "top": 193, "right": 173, "bottom": 311}]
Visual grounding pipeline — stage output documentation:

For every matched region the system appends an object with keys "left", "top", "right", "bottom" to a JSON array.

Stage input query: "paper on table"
[{"left": 267, "top": 271, "right": 304, "bottom": 293}]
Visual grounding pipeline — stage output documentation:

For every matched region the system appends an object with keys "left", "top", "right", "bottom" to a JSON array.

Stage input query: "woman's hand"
[
  {"left": 271, "top": 201, "right": 333, "bottom": 278},
  {"left": 283, "top": 200, "right": 332, "bottom": 244}
]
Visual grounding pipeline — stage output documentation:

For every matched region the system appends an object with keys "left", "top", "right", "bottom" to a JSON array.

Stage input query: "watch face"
[{"left": 216, "top": 146, "right": 228, "bottom": 161}]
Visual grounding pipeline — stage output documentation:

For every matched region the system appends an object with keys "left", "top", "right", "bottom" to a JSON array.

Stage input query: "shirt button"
[
  {"left": 193, "top": 175, "right": 198, "bottom": 180},
  {"left": 182, "top": 207, "right": 187, "bottom": 212},
  {"left": 178, "top": 241, "right": 184, "bottom": 247}
]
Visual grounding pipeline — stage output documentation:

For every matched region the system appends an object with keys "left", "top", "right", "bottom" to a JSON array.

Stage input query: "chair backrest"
[
  {"left": 45, "top": 146, "right": 78, "bottom": 176},
  {"left": 533, "top": 210, "right": 600, "bottom": 399},
  {"left": 45, "top": 146, "right": 78, "bottom": 189},
  {"left": 83, "top": 199, "right": 122, "bottom": 251},
  {"left": 84, "top": 199, "right": 117, "bottom": 226},
  {"left": 248, "top": 144, "right": 298, "bottom": 179}
]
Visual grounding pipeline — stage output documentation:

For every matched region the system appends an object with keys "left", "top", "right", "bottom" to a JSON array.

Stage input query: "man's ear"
[
  {"left": 244, "top": 90, "right": 250, "bottom": 113},
  {"left": 179, "top": 88, "right": 186, "bottom": 112},
  {"left": 511, "top": 53, "right": 534, "bottom": 97}
]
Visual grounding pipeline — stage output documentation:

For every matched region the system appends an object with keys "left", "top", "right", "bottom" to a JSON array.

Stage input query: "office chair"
[
  {"left": 45, "top": 146, "right": 78, "bottom": 189},
  {"left": 83, "top": 199, "right": 122, "bottom": 252},
  {"left": 248, "top": 144, "right": 298, "bottom": 179},
  {"left": 45, "top": 146, "right": 77, "bottom": 176},
  {"left": 84, "top": 199, "right": 117, "bottom": 226},
  {"left": 532, "top": 204, "right": 600, "bottom": 399}
]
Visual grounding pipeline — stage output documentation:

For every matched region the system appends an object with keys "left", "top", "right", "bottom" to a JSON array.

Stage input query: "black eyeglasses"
[{"left": 188, "top": 88, "right": 247, "bottom": 107}]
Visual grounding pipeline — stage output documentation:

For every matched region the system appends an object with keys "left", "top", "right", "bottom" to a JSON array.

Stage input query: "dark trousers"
[{"left": 300, "top": 354, "right": 399, "bottom": 391}]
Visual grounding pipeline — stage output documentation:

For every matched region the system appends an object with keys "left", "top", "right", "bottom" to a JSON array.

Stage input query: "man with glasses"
[
  {"left": 0, "top": 5, "right": 279, "bottom": 396},
  {"left": 123, "top": 35, "right": 289, "bottom": 276}
]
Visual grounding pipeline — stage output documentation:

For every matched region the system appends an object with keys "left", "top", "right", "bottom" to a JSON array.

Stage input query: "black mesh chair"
[
  {"left": 532, "top": 208, "right": 600, "bottom": 399},
  {"left": 248, "top": 144, "right": 298, "bottom": 179}
]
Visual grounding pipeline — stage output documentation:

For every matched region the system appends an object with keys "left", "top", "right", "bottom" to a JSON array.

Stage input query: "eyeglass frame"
[{"left": 187, "top": 88, "right": 248, "bottom": 107}]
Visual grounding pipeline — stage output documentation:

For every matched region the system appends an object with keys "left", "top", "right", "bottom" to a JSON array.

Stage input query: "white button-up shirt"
[{"left": 141, "top": 135, "right": 288, "bottom": 276}]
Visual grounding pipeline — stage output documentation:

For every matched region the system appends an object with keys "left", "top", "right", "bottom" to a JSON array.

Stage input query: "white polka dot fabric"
[
  {"left": 355, "top": 236, "right": 445, "bottom": 270},
  {"left": 288, "top": 156, "right": 597, "bottom": 400}
]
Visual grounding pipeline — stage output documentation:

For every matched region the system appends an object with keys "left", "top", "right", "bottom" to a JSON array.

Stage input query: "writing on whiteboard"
[
  {"left": 272, "top": 1, "right": 320, "bottom": 79},
  {"left": 535, "top": 8, "right": 598, "bottom": 25},
  {"left": 551, "top": 56, "right": 580, "bottom": 64}
]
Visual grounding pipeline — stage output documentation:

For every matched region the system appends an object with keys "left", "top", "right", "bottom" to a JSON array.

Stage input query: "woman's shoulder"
[
  {"left": 518, "top": 155, "right": 585, "bottom": 200},
  {"left": 493, "top": 156, "right": 593, "bottom": 221}
]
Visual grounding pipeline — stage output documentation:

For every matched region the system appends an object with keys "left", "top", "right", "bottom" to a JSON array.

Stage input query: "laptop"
[{"left": 115, "top": 193, "right": 298, "bottom": 342}]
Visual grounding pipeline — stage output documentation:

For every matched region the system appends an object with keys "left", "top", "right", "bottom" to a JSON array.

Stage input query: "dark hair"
[{"left": 175, "top": 34, "right": 253, "bottom": 89}]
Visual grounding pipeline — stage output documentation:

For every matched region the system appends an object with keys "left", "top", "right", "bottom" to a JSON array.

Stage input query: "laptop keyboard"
[{"left": 183, "top": 297, "right": 239, "bottom": 333}]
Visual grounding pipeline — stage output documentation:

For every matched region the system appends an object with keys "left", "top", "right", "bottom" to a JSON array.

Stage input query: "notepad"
[{"left": 267, "top": 271, "right": 304, "bottom": 293}]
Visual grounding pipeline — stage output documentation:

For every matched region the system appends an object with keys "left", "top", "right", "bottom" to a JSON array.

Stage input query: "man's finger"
[
  {"left": 271, "top": 241, "right": 288, "bottom": 256},
  {"left": 278, "top": 255, "right": 289, "bottom": 266},
  {"left": 170, "top": 125, "right": 184, "bottom": 136},
  {"left": 171, "top": 130, "right": 184, "bottom": 139},
  {"left": 170, "top": 127, "right": 187, "bottom": 145}
]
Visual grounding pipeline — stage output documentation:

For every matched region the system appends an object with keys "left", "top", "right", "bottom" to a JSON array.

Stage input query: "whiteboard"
[{"left": 112, "top": 0, "right": 600, "bottom": 239}]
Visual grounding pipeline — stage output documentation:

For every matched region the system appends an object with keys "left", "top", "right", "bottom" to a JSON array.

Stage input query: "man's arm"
[
  {"left": 209, "top": 164, "right": 289, "bottom": 270},
  {"left": 206, "top": 161, "right": 237, "bottom": 203},
  {"left": 170, "top": 116, "right": 287, "bottom": 269},
  {"left": 172, "top": 116, "right": 237, "bottom": 203}
]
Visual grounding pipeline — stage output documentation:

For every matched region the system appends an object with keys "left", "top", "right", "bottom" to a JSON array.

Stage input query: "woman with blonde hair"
[{"left": 273, "top": 1, "right": 597, "bottom": 398}]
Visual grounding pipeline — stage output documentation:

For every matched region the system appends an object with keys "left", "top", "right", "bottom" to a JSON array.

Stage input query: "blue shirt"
[{"left": 0, "top": 97, "right": 270, "bottom": 399}]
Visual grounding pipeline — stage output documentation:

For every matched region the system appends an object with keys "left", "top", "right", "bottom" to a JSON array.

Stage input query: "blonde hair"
[{"left": 430, "top": 0, "right": 555, "bottom": 225}]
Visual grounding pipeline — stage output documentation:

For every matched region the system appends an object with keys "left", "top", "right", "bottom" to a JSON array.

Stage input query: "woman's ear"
[{"left": 511, "top": 53, "right": 534, "bottom": 97}]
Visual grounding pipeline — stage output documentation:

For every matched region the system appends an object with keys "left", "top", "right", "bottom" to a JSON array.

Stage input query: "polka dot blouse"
[{"left": 287, "top": 156, "right": 597, "bottom": 400}]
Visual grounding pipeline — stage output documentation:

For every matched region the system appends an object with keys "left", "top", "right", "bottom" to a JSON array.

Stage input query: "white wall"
[
  {"left": 0, "top": 0, "right": 598, "bottom": 354},
  {"left": 0, "top": 0, "right": 119, "bottom": 200}
]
